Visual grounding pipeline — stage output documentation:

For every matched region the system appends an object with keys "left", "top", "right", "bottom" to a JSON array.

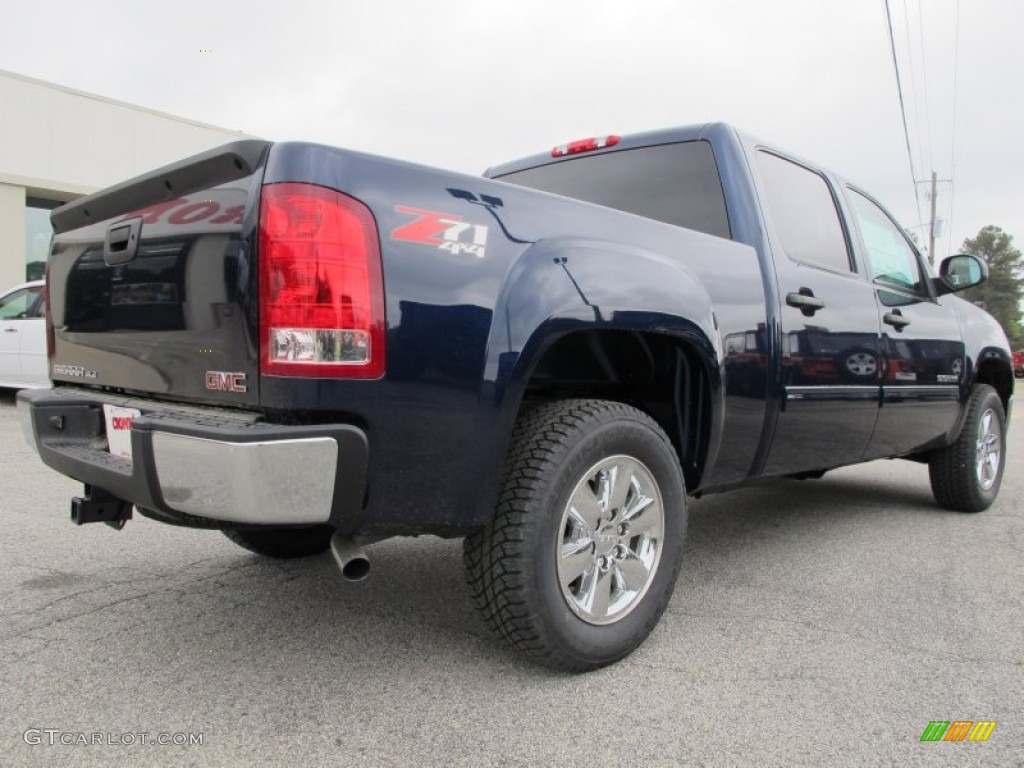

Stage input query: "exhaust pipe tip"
[
  {"left": 340, "top": 556, "right": 371, "bottom": 582},
  {"left": 330, "top": 533, "right": 370, "bottom": 582}
]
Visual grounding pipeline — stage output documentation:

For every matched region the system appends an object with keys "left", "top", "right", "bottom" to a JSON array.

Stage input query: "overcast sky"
[{"left": 1, "top": 0, "right": 1020, "bottom": 260}]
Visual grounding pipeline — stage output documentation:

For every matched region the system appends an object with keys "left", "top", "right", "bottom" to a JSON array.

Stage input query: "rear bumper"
[{"left": 17, "top": 387, "right": 367, "bottom": 528}]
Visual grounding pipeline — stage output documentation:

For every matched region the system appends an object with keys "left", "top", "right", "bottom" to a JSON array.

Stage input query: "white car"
[{"left": 0, "top": 280, "right": 48, "bottom": 389}]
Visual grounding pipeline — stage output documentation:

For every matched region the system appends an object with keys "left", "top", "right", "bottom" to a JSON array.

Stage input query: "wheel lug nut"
[{"left": 617, "top": 523, "right": 629, "bottom": 536}]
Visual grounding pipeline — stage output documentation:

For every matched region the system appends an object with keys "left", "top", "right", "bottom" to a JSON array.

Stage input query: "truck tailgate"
[{"left": 47, "top": 141, "right": 270, "bottom": 407}]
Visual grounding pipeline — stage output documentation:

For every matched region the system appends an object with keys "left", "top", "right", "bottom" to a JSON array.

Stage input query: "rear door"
[
  {"left": 844, "top": 188, "right": 964, "bottom": 457},
  {"left": 755, "top": 151, "right": 882, "bottom": 476}
]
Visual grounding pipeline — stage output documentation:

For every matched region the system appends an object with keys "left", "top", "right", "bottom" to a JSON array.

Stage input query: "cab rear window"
[{"left": 496, "top": 141, "right": 731, "bottom": 240}]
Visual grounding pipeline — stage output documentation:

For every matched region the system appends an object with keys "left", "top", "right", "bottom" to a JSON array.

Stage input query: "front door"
[{"left": 844, "top": 188, "right": 964, "bottom": 457}]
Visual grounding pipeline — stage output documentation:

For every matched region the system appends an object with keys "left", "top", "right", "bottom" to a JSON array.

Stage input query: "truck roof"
[{"left": 484, "top": 122, "right": 728, "bottom": 178}]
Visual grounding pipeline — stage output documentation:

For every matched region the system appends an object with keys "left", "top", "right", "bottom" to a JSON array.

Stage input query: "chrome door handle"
[
  {"left": 883, "top": 311, "right": 911, "bottom": 331},
  {"left": 786, "top": 289, "right": 825, "bottom": 317}
]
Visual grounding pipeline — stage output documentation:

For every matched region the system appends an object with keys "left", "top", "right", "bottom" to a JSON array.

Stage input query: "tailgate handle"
[{"left": 104, "top": 217, "right": 143, "bottom": 266}]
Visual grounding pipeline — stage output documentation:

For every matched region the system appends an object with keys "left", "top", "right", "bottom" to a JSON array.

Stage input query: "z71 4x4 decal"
[{"left": 391, "top": 205, "right": 489, "bottom": 258}]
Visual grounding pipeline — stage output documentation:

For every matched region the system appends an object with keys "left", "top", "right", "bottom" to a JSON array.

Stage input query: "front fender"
[{"left": 949, "top": 296, "right": 1014, "bottom": 441}]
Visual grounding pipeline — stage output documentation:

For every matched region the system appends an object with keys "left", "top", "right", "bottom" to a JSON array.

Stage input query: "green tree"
[{"left": 958, "top": 226, "right": 1023, "bottom": 347}]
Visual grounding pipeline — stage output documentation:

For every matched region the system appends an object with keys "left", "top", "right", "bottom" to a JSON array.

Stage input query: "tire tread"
[{"left": 463, "top": 398, "right": 682, "bottom": 670}]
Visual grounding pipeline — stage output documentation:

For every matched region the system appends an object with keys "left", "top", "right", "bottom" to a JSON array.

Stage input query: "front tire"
[
  {"left": 464, "top": 399, "right": 686, "bottom": 671},
  {"left": 928, "top": 384, "right": 1006, "bottom": 512},
  {"left": 222, "top": 526, "right": 334, "bottom": 558}
]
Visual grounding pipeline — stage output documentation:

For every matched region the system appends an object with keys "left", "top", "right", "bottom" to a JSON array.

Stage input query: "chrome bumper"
[
  {"left": 17, "top": 387, "right": 368, "bottom": 528},
  {"left": 152, "top": 433, "right": 339, "bottom": 524}
]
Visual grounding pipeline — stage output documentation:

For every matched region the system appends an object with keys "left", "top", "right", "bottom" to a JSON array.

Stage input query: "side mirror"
[{"left": 935, "top": 254, "right": 988, "bottom": 296}]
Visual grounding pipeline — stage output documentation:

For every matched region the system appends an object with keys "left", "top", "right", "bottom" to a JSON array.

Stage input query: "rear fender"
[{"left": 480, "top": 236, "right": 724, "bottom": 480}]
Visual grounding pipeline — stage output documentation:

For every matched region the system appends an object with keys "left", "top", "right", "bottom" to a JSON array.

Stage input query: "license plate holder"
[{"left": 102, "top": 404, "right": 142, "bottom": 461}]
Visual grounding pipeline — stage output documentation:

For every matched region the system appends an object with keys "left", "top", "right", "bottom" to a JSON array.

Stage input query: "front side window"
[
  {"left": 756, "top": 151, "right": 852, "bottom": 273},
  {"left": 847, "top": 189, "right": 926, "bottom": 294}
]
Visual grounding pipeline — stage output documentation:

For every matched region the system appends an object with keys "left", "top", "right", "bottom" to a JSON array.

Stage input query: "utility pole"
[
  {"left": 922, "top": 172, "right": 953, "bottom": 266},
  {"left": 928, "top": 170, "right": 938, "bottom": 267}
]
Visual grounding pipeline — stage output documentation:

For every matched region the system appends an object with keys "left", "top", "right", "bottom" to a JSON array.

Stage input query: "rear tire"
[
  {"left": 928, "top": 384, "right": 1006, "bottom": 512},
  {"left": 464, "top": 399, "right": 686, "bottom": 671},
  {"left": 222, "top": 526, "right": 334, "bottom": 558}
]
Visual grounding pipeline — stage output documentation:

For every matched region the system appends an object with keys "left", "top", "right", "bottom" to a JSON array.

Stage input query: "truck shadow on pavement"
[
  {"left": 6, "top": 453, "right": 958, "bottom": 680},
  {"left": 121, "top": 466, "right": 947, "bottom": 674}
]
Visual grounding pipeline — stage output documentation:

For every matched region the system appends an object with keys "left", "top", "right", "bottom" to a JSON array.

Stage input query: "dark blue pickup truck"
[{"left": 19, "top": 123, "right": 1013, "bottom": 670}]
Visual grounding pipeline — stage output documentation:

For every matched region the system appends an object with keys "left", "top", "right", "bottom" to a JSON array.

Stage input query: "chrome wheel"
[
  {"left": 466, "top": 399, "right": 686, "bottom": 669},
  {"left": 557, "top": 455, "right": 664, "bottom": 626},
  {"left": 975, "top": 407, "right": 1001, "bottom": 491}
]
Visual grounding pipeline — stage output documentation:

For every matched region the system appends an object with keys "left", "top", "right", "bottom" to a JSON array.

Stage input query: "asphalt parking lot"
[{"left": 1, "top": 389, "right": 1021, "bottom": 767}]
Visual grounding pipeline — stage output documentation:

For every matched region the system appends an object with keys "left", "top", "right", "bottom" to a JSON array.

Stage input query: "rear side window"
[
  {"left": 756, "top": 151, "right": 852, "bottom": 273},
  {"left": 496, "top": 141, "right": 731, "bottom": 239}
]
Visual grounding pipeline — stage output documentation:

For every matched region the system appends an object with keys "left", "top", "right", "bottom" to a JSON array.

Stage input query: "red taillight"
[
  {"left": 551, "top": 135, "right": 620, "bottom": 157},
  {"left": 258, "top": 183, "right": 386, "bottom": 379}
]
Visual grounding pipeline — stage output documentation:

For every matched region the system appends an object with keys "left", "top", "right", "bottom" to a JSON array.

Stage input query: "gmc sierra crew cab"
[{"left": 19, "top": 123, "right": 1013, "bottom": 670}]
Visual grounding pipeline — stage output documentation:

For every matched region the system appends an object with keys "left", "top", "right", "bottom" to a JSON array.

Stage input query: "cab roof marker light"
[{"left": 551, "top": 135, "right": 621, "bottom": 158}]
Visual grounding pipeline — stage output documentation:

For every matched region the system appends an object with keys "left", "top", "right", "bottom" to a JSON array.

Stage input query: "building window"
[{"left": 26, "top": 198, "right": 61, "bottom": 281}]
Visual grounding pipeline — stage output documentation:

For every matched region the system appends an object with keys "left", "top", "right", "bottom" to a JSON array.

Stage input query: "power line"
[
  {"left": 902, "top": 0, "right": 926, "bottom": 177},
  {"left": 916, "top": 0, "right": 935, "bottom": 172},
  {"left": 884, "top": 0, "right": 925, "bottom": 228},
  {"left": 946, "top": 0, "right": 961, "bottom": 258}
]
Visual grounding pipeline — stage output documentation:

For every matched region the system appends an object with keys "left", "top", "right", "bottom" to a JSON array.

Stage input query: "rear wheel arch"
[{"left": 512, "top": 328, "right": 715, "bottom": 494}]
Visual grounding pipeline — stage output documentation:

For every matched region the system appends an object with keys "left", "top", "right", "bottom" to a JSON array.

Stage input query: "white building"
[{"left": 0, "top": 68, "right": 254, "bottom": 289}]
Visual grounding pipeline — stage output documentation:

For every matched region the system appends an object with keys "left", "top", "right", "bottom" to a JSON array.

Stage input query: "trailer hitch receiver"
[{"left": 70, "top": 485, "right": 133, "bottom": 530}]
